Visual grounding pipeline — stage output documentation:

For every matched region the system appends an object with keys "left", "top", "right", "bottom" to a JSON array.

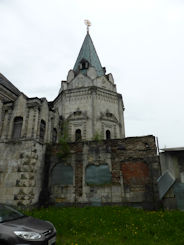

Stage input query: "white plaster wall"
[
  {"left": 0, "top": 110, "right": 9, "bottom": 139},
  {"left": 63, "top": 93, "right": 92, "bottom": 119},
  {"left": 8, "top": 94, "right": 27, "bottom": 139},
  {"left": 54, "top": 71, "right": 125, "bottom": 141},
  {"left": 67, "top": 73, "right": 93, "bottom": 89},
  {"left": 27, "top": 108, "right": 35, "bottom": 138},
  {"left": 94, "top": 76, "right": 116, "bottom": 92},
  {"left": 39, "top": 99, "right": 49, "bottom": 143},
  {"left": 0, "top": 141, "right": 46, "bottom": 206},
  {"left": 95, "top": 93, "right": 119, "bottom": 118},
  {"left": 0, "top": 100, "right": 3, "bottom": 137}
]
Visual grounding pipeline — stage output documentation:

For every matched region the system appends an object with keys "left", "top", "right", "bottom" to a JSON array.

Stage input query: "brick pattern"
[
  {"left": 122, "top": 162, "right": 149, "bottom": 185},
  {"left": 122, "top": 161, "right": 149, "bottom": 192},
  {"left": 75, "top": 153, "right": 83, "bottom": 198},
  {"left": 48, "top": 135, "right": 161, "bottom": 209},
  {"left": 75, "top": 162, "right": 83, "bottom": 197}
]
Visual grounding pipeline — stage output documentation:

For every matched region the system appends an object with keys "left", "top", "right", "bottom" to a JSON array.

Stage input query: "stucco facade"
[
  {"left": 54, "top": 33, "right": 125, "bottom": 141},
  {"left": 0, "top": 31, "right": 162, "bottom": 208}
]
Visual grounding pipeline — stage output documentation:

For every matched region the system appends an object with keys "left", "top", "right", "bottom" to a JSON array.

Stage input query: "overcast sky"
[{"left": 0, "top": 0, "right": 184, "bottom": 148}]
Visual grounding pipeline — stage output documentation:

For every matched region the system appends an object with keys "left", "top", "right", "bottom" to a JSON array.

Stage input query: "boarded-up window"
[
  {"left": 12, "top": 117, "right": 23, "bottom": 139},
  {"left": 40, "top": 120, "right": 46, "bottom": 142},
  {"left": 51, "top": 164, "right": 73, "bottom": 185},
  {"left": 85, "top": 164, "right": 112, "bottom": 185},
  {"left": 75, "top": 129, "right": 81, "bottom": 141},
  {"left": 122, "top": 162, "right": 149, "bottom": 191},
  {"left": 52, "top": 128, "right": 57, "bottom": 143}
]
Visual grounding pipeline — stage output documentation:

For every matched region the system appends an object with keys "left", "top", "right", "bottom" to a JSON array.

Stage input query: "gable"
[
  {"left": 94, "top": 76, "right": 116, "bottom": 92},
  {"left": 67, "top": 73, "right": 93, "bottom": 89}
]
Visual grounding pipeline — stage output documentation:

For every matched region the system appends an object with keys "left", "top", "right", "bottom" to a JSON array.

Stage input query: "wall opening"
[
  {"left": 106, "top": 130, "right": 111, "bottom": 140},
  {"left": 52, "top": 128, "right": 57, "bottom": 143},
  {"left": 79, "top": 59, "right": 89, "bottom": 70},
  {"left": 51, "top": 164, "right": 73, "bottom": 185},
  {"left": 85, "top": 164, "right": 112, "bottom": 185},
  {"left": 40, "top": 120, "right": 46, "bottom": 142},
  {"left": 75, "top": 129, "right": 82, "bottom": 142},
  {"left": 12, "top": 116, "right": 23, "bottom": 139}
]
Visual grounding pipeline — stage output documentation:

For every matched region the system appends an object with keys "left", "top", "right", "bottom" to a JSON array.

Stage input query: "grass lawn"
[{"left": 25, "top": 206, "right": 184, "bottom": 245}]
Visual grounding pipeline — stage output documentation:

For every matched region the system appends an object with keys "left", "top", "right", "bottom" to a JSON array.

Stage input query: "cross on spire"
[{"left": 84, "top": 20, "right": 91, "bottom": 33}]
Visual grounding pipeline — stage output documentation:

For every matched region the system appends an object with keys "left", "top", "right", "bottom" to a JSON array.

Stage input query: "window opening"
[
  {"left": 106, "top": 130, "right": 111, "bottom": 140},
  {"left": 12, "top": 117, "right": 23, "bottom": 139},
  {"left": 51, "top": 164, "right": 73, "bottom": 185},
  {"left": 52, "top": 128, "right": 57, "bottom": 143},
  {"left": 75, "top": 129, "right": 82, "bottom": 141},
  {"left": 79, "top": 59, "right": 89, "bottom": 70},
  {"left": 40, "top": 120, "right": 46, "bottom": 142}
]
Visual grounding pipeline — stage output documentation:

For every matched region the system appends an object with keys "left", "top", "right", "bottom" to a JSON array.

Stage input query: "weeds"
[{"left": 24, "top": 206, "right": 184, "bottom": 245}]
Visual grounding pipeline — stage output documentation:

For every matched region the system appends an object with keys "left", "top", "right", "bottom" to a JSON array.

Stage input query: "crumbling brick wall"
[{"left": 45, "top": 135, "right": 161, "bottom": 209}]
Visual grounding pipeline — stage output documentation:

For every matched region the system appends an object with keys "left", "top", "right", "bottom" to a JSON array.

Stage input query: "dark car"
[{"left": 0, "top": 204, "right": 56, "bottom": 245}]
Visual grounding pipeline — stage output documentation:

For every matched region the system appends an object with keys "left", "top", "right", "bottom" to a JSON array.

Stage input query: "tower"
[{"left": 54, "top": 30, "right": 125, "bottom": 142}]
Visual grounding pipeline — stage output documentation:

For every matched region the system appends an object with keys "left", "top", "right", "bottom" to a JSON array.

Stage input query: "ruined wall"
[
  {"left": 0, "top": 135, "right": 161, "bottom": 208},
  {"left": 46, "top": 135, "right": 161, "bottom": 209},
  {"left": 0, "top": 140, "right": 46, "bottom": 206}
]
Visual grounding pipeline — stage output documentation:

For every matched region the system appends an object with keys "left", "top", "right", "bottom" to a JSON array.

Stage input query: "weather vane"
[{"left": 84, "top": 20, "right": 91, "bottom": 33}]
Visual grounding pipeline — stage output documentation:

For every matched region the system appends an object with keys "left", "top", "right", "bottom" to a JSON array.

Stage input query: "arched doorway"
[
  {"left": 106, "top": 130, "right": 111, "bottom": 140},
  {"left": 75, "top": 129, "right": 82, "bottom": 141}
]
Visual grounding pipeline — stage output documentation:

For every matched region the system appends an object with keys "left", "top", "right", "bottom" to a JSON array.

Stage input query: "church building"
[
  {"left": 0, "top": 29, "right": 161, "bottom": 208},
  {"left": 0, "top": 30, "right": 125, "bottom": 144}
]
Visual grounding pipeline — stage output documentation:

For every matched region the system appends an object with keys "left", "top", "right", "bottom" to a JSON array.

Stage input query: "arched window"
[
  {"left": 75, "top": 129, "right": 82, "bottom": 142},
  {"left": 52, "top": 128, "right": 57, "bottom": 143},
  {"left": 51, "top": 164, "right": 73, "bottom": 185},
  {"left": 106, "top": 130, "right": 111, "bottom": 140},
  {"left": 85, "top": 164, "right": 112, "bottom": 185},
  {"left": 39, "top": 120, "right": 46, "bottom": 142},
  {"left": 12, "top": 117, "right": 23, "bottom": 139}
]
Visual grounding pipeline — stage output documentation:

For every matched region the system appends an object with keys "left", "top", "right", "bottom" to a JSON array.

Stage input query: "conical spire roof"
[{"left": 73, "top": 32, "right": 105, "bottom": 77}]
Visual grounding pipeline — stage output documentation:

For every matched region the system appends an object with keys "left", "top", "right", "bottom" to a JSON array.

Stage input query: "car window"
[{"left": 0, "top": 205, "right": 25, "bottom": 223}]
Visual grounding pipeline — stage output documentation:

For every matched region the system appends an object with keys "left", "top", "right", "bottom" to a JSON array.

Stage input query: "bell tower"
[{"left": 54, "top": 25, "right": 125, "bottom": 141}]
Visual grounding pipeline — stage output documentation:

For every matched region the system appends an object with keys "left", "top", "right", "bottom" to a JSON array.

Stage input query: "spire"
[{"left": 73, "top": 32, "right": 105, "bottom": 77}]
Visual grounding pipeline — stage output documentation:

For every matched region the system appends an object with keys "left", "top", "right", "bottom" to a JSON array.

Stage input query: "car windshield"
[{"left": 0, "top": 204, "right": 25, "bottom": 223}]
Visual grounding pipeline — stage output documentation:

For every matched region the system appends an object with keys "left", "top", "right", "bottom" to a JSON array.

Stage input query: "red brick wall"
[{"left": 122, "top": 162, "right": 150, "bottom": 191}]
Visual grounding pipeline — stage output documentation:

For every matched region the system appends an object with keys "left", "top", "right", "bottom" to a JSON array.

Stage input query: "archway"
[
  {"left": 106, "top": 130, "right": 111, "bottom": 140},
  {"left": 75, "top": 129, "right": 82, "bottom": 141}
]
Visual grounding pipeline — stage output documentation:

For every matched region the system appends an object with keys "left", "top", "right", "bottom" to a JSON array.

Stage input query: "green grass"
[{"left": 24, "top": 206, "right": 184, "bottom": 245}]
